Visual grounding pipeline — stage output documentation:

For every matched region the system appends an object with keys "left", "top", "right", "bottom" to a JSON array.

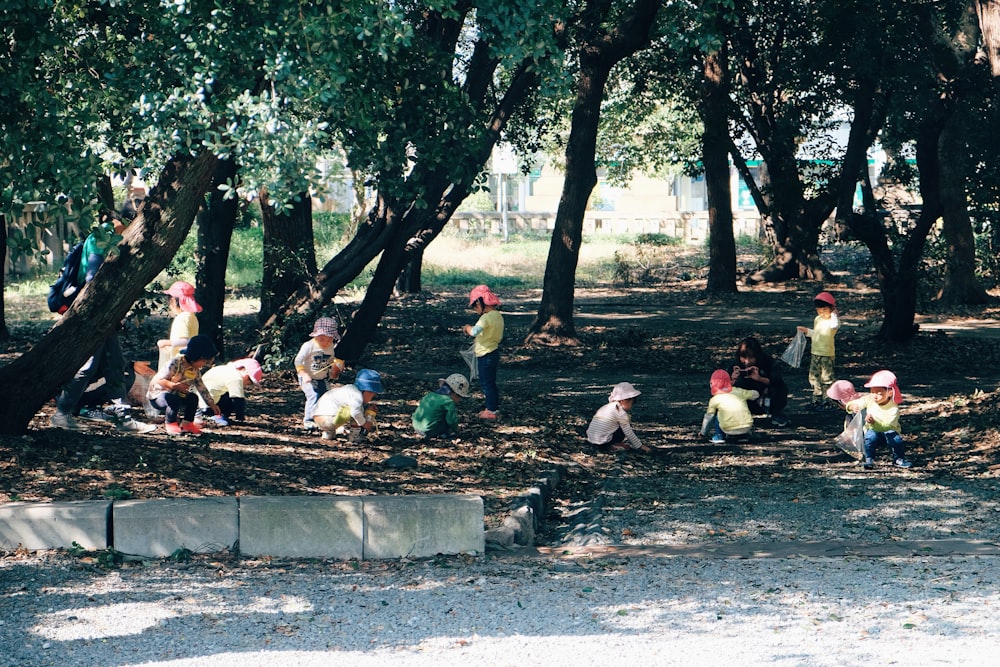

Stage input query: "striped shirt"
[{"left": 586, "top": 401, "right": 642, "bottom": 449}]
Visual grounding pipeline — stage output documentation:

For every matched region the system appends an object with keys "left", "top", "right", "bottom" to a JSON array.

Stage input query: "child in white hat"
[
  {"left": 294, "top": 317, "right": 345, "bottom": 430},
  {"left": 586, "top": 382, "right": 650, "bottom": 453},
  {"left": 412, "top": 373, "right": 470, "bottom": 439}
]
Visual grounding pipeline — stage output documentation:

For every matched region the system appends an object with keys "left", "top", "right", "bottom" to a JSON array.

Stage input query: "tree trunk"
[
  {"left": 195, "top": 158, "right": 239, "bottom": 356},
  {"left": 396, "top": 249, "right": 424, "bottom": 294},
  {"left": 935, "top": 116, "right": 991, "bottom": 305},
  {"left": 977, "top": 0, "right": 1000, "bottom": 76},
  {"left": 0, "top": 214, "right": 9, "bottom": 341},
  {"left": 702, "top": 44, "right": 737, "bottom": 295},
  {"left": 259, "top": 190, "right": 317, "bottom": 325},
  {"left": 526, "top": 0, "right": 664, "bottom": 344},
  {"left": 0, "top": 151, "right": 218, "bottom": 434}
]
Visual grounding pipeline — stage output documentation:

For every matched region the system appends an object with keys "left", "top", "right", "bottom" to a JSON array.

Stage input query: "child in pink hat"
[
  {"left": 586, "top": 382, "right": 650, "bottom": 452},
  {"left": 463, "top": 285, "right": 504, "bottom": 420},
  {"left": 845, "top": 370, "right": 912, "bottom": 469},
  {"left": 157, "top": 281, "right": 202, "bottom": 370},
  {"left": 700, "top": 369, "right": 759, "bottom": 444},
  {"left": 797, "top": 291, "right": 840, "bottom": 411}
]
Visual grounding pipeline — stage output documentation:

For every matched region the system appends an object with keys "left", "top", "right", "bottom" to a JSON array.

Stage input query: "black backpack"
[{"left": 47, "top": 242, "right": 85, "bottom": 314}]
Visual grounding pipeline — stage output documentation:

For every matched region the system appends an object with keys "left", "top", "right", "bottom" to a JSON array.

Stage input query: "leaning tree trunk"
[
  {"left": 195, "top": 158, "right": 239, "bottom": 356},
  {"left": 259, "top": 190, "right": 317, "bottom": 325},
  {"left": 0, "top": 151, "right": 218, "bottom": 434},
  {"left": 526, "top": 0, "right": 664, "bottom": 344},
  {"left": 702, "top": 43, "right": 738, "bottom": 296}
]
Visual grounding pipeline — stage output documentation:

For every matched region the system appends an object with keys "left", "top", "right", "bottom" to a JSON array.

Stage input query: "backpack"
[{"left": 47, "top": 242, "right": 85, "bottom": 314}]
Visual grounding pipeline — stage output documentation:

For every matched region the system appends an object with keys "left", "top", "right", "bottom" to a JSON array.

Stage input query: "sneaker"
[
  {"left": 770, "top": 414, "right": 789, "bottom": 427},
  {"left": 117, "top": 417, "right": 156, "bottom": 434},
  {"left": 710, "top": 435, "right": 726, "bottom": 444},
  {"left": 78, "top": 408, "right": 115, "bottom": 422},
  {"left": 303, "top": 420, "right": 318, "bottom": 431},
  {"left": 862, "top": 457, "right": 875, "bottom": 470},
  {"left": 180, "top": 421, "right": 202, "bottom": 436},
  {"left": 165, "top": 422, "right": 182, "bottom": 435},
  {"left": 320, "top": 431, "right": 333, "bottom": 440},
  {"left": 893, "top": 458, "right": 913, "bottom": 469},
  {"left": 106, "top": 400, "right": 131, "bottom": 419},
  {"left": 478, "top": 409, "right": 498, "bottom": 420},
  {"left": 50, "top": 411, "right": 87, "bottom": 431}
]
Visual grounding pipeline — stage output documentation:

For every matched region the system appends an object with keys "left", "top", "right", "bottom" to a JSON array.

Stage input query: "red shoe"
[
  {"left": 165, "top": 422, "right": 182, "bottom": 435},
  {"left": 180, "top": 421, "right": 202, "bottom": 435},
  {"left": 478, "top": 409, "right": 498, "bottom": 420}
]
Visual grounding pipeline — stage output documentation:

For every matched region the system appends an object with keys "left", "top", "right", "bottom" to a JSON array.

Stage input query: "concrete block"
[
  {"left": 0, "top": 501, "right": 111, "bottom": 551},
  {"left": 239, "top": 496, "right": 364, "bottom": 559},
  {"left": 363, "top": 495, "right": 484, "bottom": 559},
  {"left": 113, "top": 497, "right": 238, "bottom": 558}
]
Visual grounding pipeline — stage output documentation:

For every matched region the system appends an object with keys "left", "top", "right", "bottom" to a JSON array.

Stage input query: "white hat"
[
  {"left": 440, "top": 373, "right": 471, "bottom": 398},
  {"left": 609, "top": 382, "right": 641, "bottom": 402}
]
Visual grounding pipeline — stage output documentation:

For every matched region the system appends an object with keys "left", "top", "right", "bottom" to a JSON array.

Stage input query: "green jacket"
[{"left": 411, "top": 391, "right": 458, "bottom": 434}]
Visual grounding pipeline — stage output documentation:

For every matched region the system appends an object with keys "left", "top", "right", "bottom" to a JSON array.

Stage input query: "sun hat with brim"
[
  {"left": 233, "top": 358, "right": 263, "bottom": 384},
  {"left": 439, "top": 373, "right": 471, "bottom": 398},
  {"left": 468, "top": 285, "right": 501, "bottom": 307},
  {"left": 163, "top": 281, "right": 202, "bottom": 313},
  {"left": 864, "top": 369, "right": 902, "bottom": 404},
  {"left": 181, "top": 334, "right": 218, "bottom": 362},
  {"left": 826, "top": 380, "right": 861, "bottom": 403},
  {"left": 310, "top": 317, "right": 340, "bottom": 340},
  {"left": 609, "top": 381, "right": 641, "bottom": 402},
  {"left": 710, "top": 369, "right": 732, "bottom": 395},
  {"left": 814, "top": 291, "right": 836, "bottom": 308}
]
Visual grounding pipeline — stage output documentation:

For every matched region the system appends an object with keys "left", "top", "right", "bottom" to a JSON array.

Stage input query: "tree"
[
  {"left": 526, "top": 0, "right": 665, "bottom": 344},
  {"left": 195, "top": 158, "right": 240, "bottom": 356}
]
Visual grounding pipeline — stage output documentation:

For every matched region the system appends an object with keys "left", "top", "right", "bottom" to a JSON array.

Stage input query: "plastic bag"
[
  {"left": 779, "top": 330, "right": 807, "bottom": 368},
  {"left": 835, "top": 409, "right": 865, "bottom": 458},
  {"left": 460, "top": 343, "right": 478, "bottom": 380}
]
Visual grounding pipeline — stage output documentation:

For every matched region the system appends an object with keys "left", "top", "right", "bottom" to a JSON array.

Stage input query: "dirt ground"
[{"left": 3, "top": 276, "right": 1000, "bottom": 545}]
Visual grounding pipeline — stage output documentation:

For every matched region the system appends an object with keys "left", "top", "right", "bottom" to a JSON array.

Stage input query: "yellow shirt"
[
  {"left": 705, "top": 387, "right": 759, "bottom": 434},
  {"left": 472, "top": 309, "right": 504, "bottom": 357},
  {"left": 806, "top": 313, "right": 839, "bottom": 357},
  {"left": 846, "top": 394, "right": 901, "bottom": 433},
  {"left": 159, "top": 311, "right": 199, "bottom": 370}
]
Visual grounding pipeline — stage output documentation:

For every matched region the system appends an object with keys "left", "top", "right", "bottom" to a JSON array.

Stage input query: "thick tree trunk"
[
  {"left": 396, "top": 249, "right": 424, "bottom": 294},
  {"left": 526, "top": 0, "right": 663, "bottom": 344},
  {"left": 260, "top": 191, "right": 317, "bottom": 325},
  {"left": 702, "top": 45, "right": 737, "bottom": 295},
  {"left": 0, "top": 151, "right": 217, "bottom": 434},
  {"left": 196, "top": 158, "right": 239, "bottom": 356},
  {"left": 977, "top": 0, "right": 1000, "bottom": 76},
  {"left": 0, "top": 214, "right": 9, "bottom": 341},
  {"left": 935, "top": 117, "right": 991, "bottom": 305}
]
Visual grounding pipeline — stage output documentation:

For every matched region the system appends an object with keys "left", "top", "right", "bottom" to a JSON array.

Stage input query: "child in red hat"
[
  {"left": 797, "top": 291, "right": 840, "bottom": 411},
  {"left": 845, "top": 370, "right": 912, "bottom": 469},
  {"left": 700, "top": 369, "right": 759, "bottom": 444}
]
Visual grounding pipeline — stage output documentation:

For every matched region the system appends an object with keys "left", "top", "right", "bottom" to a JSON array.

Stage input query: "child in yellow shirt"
[
  {"left": 846, "top": 370, "right": 912, "bottom": 470},
  {"left": 797, "top": 291, "right": 840, "bottom": 410},
  {"left": 700, "top": 369, "right": 759, "bottom": 444}
]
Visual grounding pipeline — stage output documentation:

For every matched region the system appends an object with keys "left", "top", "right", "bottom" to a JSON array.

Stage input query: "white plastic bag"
[
  {"left": 835, "top": 409, "right": 865, "bottom": 458},
  {"left": 779, "top": 330, "right": 807, "bottom": 368},
  {"left": 460, "top": 343, "right": 478, "bottom": 380}
]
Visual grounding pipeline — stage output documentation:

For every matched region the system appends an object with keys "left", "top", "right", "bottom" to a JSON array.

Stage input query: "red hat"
[
  {"left": 163, "top": 281, "right": 202, "bottom": 313},
  {"left": 814, "top": 291, "right": 836, "bottom": 308},
  {"left": 865, "top": 370, "right": 902, "bottom": 404},
  {"left": 710, "top": 369, "right": 732, "bottom": 395}
]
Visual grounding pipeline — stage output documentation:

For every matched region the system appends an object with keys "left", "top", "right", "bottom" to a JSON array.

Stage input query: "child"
[
  {"left": 411, "top": 373, "right": 470, "bottom": 439},
  {"left": 313, "top": 369, "right": 383, "bottom": 441},
  {"left": 147, "top": 334, "right": 222, "bottom": 435},
  {"left": 827, "top": 379, "right": 863, "bottom": 429},
  {"left": 700, "top": 369, "right": 759, "bottom": 444},
  {"left": 463, "top": 285, "right": 504, "bottom": 420},
  {"left": 295, "top": 317, "right": 345, "bottom": 430},
  {"left": 157, "top": 281, "right": 202, "bottom": 371},
  {"left": 198, "top": 358, "right": 264, "bottom": 425},
  {"left": 845, "top": 370, "right": 912, "bottom": 470},
  {"left": 728, "top": 337, "right": 790, "bottom": 427},
  {"left": 586, "top": 382, "right": 650, "bottom": 453},
  {"left": 797, "top": 291, "right": 840, "bottom": 411}
]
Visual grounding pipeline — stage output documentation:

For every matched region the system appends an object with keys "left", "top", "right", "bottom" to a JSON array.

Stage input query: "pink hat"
[
  {"left": 827, "top": 380, "right": 862, "bottom": 404},
  {"left": 710, "top": 369, "right": 732, "bottom": 395},
  {"left": 163, "top": 281, "right": 202, "bottom": 313},
  {"left": 232, "top": 358, "right": 263, "bottom": 384},
  {"left": 864, "top": 370, "right": 902, "bottom": 404},
  {"left": 814, "top": 291, "right": 836, "bottom": 308},
  {"left": 468, "top": 284, "right": 501, "bottom": 307}
]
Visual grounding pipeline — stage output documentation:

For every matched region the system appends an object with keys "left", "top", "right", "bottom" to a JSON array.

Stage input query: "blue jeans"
[
  {"left": 152, "top": 391, "right": 198, "bottom": 424},
  {"left": 300, "top": 378, "right": 328, "bottom": 422},
  {"left": 863, "top": 429, "right": 905, "bottom": 461},
  {"left": 477, "top": 350, "right": 500, "bottom": 412}
]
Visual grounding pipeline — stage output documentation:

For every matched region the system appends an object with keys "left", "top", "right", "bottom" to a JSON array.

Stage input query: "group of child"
[{"left": 589, "top": 290, "right": 913, "bottom": 470}]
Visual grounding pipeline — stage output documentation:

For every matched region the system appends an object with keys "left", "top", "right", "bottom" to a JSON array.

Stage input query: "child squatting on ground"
[
  {"left": 463, "top": 285, "right": 504, "bottom": 420},
  {"left": 197, "top": 358, "right": 264, "bottom": 425},
  {"left": 845, "top": 370, "right": 913, "bottom": 469},
  {"left": 295, "top": 317, "right": 345, "bottom": 430},
  {"left": 586, "top": 382, "right": 651, "bottom": 453},
  {"left": 797, "top": 291, "right": 840, "bottom": 411},
  {"left": 700, "top": 369, "right": 759, "bottom": 444},
  {"left": 313, "top": 369, "right": 384, "bottom": 442},
  {"left": 147, "top": 334, "right": 223, "bottom": 436},
  {"left": 411, "top": 373, "right": 470, "bottom": 439}
]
